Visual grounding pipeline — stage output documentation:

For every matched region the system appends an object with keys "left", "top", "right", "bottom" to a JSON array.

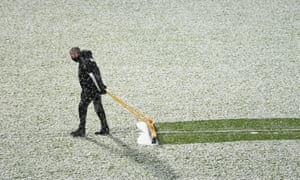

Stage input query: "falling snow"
[{"left": 1, "top": 0, "right": 299, "bottom": 179}]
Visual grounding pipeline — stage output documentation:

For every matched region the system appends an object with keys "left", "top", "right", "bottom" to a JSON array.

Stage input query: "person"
[{"left": 69, "top": 47, "right": 109, "bottom": 137}]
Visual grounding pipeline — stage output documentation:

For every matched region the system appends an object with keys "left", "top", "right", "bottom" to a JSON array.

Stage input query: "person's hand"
[{"left": 99, "top": 87, "right": 107, "bottom": 95}]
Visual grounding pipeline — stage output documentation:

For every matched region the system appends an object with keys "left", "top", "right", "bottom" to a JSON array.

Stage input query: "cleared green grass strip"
[{"left": 156, "top": 118, "right": 300, "bottom": 144}]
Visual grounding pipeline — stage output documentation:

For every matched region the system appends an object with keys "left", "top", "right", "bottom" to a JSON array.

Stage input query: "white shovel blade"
[{"left": 136, "top": 122, "right": 152, "bottom": 145}]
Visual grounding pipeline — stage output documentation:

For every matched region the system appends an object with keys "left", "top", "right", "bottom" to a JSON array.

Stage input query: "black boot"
[
  {"left": 95, "top": 127, "right": 109, "bottom": 136},
  {"left": 71, "top": 127, "right": 86, "bottom": 137}
]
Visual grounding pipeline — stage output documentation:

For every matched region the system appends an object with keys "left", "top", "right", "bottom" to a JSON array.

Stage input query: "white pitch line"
[{"left": 158, "top": 129, "right": 300, "bottom": 134}]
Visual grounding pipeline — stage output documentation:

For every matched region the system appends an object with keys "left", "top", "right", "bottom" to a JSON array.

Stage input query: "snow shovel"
[{"left": 106, "top": 90, "right": 158, "bottom": 145}]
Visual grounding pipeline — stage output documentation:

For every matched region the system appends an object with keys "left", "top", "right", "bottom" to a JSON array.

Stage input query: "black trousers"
[{"left": 78, "top": 90, "right": 109, "bottom": 130}]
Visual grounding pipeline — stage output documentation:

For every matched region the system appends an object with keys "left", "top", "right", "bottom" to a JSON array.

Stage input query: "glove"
[{"left": 99, "top": 85, "right": 107, "bottom": 95}]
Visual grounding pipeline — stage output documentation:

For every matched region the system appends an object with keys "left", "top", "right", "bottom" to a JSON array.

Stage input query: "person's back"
[{"left": 78, "top": 50, "right": 106, "bottom": 93}]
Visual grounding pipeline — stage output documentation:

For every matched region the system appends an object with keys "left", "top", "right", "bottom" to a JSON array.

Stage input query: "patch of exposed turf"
[{"left": 156, "top": 118, "right": 300, "bottom": 144}]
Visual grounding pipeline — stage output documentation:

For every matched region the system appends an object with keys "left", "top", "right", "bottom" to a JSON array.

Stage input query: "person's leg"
[
  {"left": 93, "top": 95, "right": 109, "bottom": 135},
  {"left": 71, "top": 91, "right": 92, "bottom": 137}
]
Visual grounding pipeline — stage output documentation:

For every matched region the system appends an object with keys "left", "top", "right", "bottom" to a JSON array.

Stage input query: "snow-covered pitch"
[{"left": 1, "top": 0, "right": 299, "bottom": 179}]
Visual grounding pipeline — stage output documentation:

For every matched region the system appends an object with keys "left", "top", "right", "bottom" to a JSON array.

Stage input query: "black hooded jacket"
[{"left": 78, "top": 50, "right": 106, "bottom": 94}]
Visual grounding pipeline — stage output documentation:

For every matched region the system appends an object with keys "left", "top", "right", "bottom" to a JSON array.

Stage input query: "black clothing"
[
  {"left": 72, "top": 50, "right": 109, "bottom": 136},
  {"left": 78, "top": 57, "right": 106, "bottom": 94},
  {"left": 78, "top": 90, "right": 108, "bottom": 130}
]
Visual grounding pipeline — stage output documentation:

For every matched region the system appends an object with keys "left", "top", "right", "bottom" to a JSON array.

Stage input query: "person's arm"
[
  {"left": 88, "top": 72, "right": 102, "bottom": 92},
  {"left": 88, "top": 61, "right": 107, "bottom": 94}
]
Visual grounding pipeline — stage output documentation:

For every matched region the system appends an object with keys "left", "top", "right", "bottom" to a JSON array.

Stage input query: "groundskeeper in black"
[{"left": 69, "top": 47, "right": 109, "bottom": 137}]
